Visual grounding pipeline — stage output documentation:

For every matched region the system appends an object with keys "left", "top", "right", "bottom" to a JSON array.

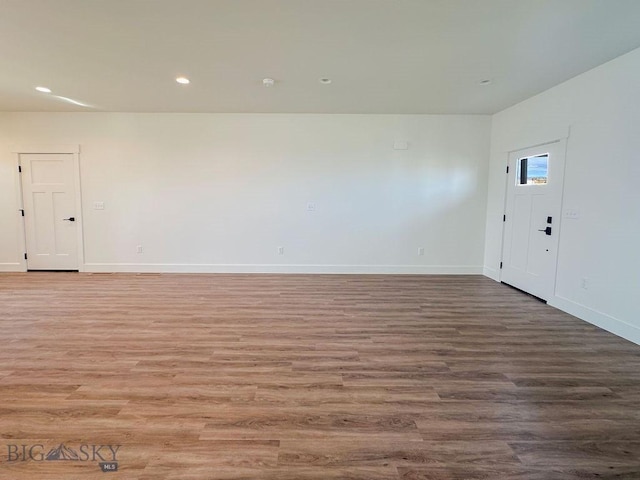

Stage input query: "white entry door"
[
  {"left": 20, "top": 153, "right": 79, "bottom": 270},
  {"left": 501, "top": 140, "right": 566, "bottom": 301}
]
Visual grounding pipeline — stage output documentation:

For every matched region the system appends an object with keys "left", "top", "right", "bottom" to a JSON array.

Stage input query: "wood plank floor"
[{"left": 1, "top": 273, "right": 639, "bottom": 479}]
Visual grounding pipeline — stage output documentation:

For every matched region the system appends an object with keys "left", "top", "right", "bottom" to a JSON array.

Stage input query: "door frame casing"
[
  {"left": 12, "top": 145, "right": 85, "bottom": 272},
  {"left": 499, "top": 134, "right": 570, "bottom": 300}
]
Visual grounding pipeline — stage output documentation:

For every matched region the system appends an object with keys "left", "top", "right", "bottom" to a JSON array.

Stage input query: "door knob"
[
  {"left": 63, "top": 217, "right": 75, "bottom": 222},
  {"left": 538, "top": 226, "right": 551, "bottom": 235}
]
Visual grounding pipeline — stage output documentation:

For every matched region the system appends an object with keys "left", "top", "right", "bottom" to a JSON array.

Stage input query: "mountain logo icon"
[{"left": 45, "top": 443, "right": 80, "bottom": 461}]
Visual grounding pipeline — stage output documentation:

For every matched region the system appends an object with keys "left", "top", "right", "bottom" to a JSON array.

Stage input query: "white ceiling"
[{"left": 1, "top": 0, "right": 640, "bottom": 114}]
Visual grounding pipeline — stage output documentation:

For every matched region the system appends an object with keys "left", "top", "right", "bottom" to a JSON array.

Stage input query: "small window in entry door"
[{"left": 517, "top": 154, "right": 549, "bottom": 185}]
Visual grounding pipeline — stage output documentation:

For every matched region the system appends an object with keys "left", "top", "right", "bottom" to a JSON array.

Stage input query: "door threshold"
[{"left": 501, "top": 281, "right": 547, "bottom": 304}]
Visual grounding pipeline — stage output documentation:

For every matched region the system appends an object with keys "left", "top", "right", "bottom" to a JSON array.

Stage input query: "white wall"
[
  {"left": 0, "top": 124, "right": 20, "bottom": 271},
  {"left": 0, "top": 113, "right": 490, "bottom": 273},
  {"left": 484, "top": 47, "right": 640, "bottom": 344}
]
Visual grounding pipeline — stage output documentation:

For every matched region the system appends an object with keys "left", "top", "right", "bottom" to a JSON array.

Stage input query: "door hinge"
[
  {"left": 506, "top": 166, "right": 509, "bottom": 174},
  {"left": 500, "top": 261, "right": 503, "bottom": 269},
  {"left": 18, "top": 165, "right": 22, "bottom": 173},
  {"left": 24, "top": 253, "right": 28, "bottom": 260},
  {"left": 503, "top": 214, "right": 506, "bottom": 222},
  {"left": 20, "top": 209, "right": 25, "bottom": 217}
]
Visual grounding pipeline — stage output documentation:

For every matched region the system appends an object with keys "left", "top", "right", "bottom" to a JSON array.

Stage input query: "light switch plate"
[{"left": 93, "top": 201, "right": 105, "bottom": 210}]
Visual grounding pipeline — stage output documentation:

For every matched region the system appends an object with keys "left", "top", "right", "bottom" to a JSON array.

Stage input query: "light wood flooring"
[{"left": 1, "top": 273, "right": 639, "bottom": 479}]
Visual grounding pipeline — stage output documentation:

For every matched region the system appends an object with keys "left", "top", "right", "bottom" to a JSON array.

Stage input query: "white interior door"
[
  {"left": 501, "top": 140, "right": 566, "bottom": 301},
  {"left": 20, "top": 153, "right": 79, "bottom": 270}
]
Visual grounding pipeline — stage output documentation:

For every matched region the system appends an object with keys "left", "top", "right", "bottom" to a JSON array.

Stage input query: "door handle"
[
  {"left": 538, "top": 226, "right": 551, "bottom": 235},
  {"left": 63, "top": 217, "right": 75, "bottom": 222}
]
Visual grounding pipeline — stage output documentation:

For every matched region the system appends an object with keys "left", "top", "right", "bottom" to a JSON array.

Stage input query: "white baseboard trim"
[
  {"left": 483, "top": 266, "right": 500, "bottom": 281},
  {"left": 0, "top": 263, "right": 23, "bottom": 272},
  {"left": 83, "top": 263, "right": 484, "bottom": 275},
  {"left": 549, "top": 296, "right": 640, "bottom": 346}
]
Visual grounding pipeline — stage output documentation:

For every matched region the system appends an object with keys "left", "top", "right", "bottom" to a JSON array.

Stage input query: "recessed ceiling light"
[
  {"left": 263, "top": 78, "right": 275, "bottom": 87},
  {"left": 479, "top": 79, "right": 493, "bottom": 85},
  {"left": 35, "top": 86, "right": 52, "bottom": 93},
  {"left": 176, "top": 76, "right": 190, "bottom": 85},
  {"left": 319, "top": 78, "right": 332, "bottom": 85}
]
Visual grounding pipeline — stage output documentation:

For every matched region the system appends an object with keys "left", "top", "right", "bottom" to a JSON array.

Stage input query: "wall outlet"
[
  {"left": 418, "top": 247, "right": 425, "bottom": 256},
  {"left": 136, "top": 245, "right": 143, "bottom": 254},
  {"left": 581, "top": 277, "right": 588, "bottom": 290},
  {"left": 93, "top": 201, "right": 105, "bottom": 210},
  {"left": 393, "top": 141, "right": 409, "bottom": 150},
  {"left": 306, "top": 202, "right": 316, "bottom": 212},
  {"left": 277, "top": 246, "right": 284, "bottom": 255}
]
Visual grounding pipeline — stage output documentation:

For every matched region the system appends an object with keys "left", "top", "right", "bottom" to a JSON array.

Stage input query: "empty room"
[{"left": 1, "top": 0, "right": 640, "bottom": 478}]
